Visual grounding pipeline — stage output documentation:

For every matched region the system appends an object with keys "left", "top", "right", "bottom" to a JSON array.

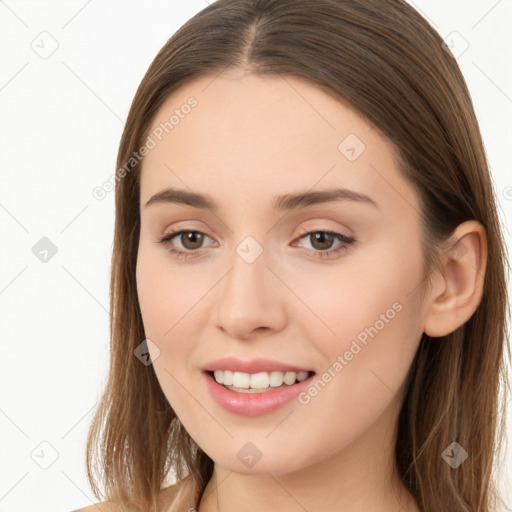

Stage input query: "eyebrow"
[{"left": 143, "top": 186, "right": 379, "bottom": 212}]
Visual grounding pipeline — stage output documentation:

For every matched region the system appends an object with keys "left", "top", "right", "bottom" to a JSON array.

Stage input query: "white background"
[{"left": 0, "top": 1, "right": 511, "bottom": 511}]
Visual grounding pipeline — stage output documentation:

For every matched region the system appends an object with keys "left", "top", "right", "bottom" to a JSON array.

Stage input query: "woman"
[{"left": 76, "top": 0, "right": 511, "bottom": 511}]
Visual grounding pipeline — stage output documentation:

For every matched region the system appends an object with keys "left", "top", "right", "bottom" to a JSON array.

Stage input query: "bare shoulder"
[
  {"left": 71, "top": 502, "right": 120, "bottom": 512},
  {"left": 71, "top": 479, "right": 190, "bottom": 512},
  {"left": 159, "top": 477, "right": 194, "bottom": 509}
]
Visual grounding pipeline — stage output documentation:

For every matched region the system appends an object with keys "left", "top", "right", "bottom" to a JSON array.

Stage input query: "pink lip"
[
  {"left": 202, "top": 356, "right": 312, "bottom": 374},
  {"left": 203, "top": 371, "right": 315, "bottom": 417}
]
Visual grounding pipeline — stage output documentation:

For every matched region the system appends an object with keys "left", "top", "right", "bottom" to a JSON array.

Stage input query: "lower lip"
[{"left": 203, "top": 371, "right": 315, "bottom": 417}]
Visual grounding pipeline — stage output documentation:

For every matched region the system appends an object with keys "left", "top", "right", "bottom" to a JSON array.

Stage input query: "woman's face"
[{"left": 136, "top": 70, "right": 428, "bottom": 476}]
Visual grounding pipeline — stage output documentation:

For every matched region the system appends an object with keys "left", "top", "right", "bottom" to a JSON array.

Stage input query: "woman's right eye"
[{"left": 157, "top": 230, "right": 214, "bottom": 257}]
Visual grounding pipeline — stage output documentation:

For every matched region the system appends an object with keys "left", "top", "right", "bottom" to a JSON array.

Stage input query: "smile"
[{"left": 204, "top": 370, "right": 316, "bottom": 416}]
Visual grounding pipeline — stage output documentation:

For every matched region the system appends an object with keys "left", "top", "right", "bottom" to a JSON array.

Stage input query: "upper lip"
[{"left": 202, "top": 357, "right": 313, "bottom": 374}]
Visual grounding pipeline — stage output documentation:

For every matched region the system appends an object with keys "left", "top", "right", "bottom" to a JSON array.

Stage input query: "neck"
[{"left": 197, "top": 398, "right": 420, "bottom": 512}]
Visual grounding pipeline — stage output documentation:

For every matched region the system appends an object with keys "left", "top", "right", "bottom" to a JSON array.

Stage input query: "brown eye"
[
  {"left": 179, "top": 231, "right": 205, "bottom": 250},
  {"left": 158, "top": 230, "right": 213, "bottom": 256},
  {"left": 308, "top": 232, "right": 336, "bottom": 251},
  {"left": 295, "top": 229, "right": 356, "bottom": 259}
]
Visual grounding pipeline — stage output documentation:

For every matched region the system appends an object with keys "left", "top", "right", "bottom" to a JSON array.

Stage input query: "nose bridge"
[
  {"left": 221, "top": 237, "right": 270, "bottom": 311},
  {"left": 214, "top": 235, "right": 286, "bottom": 337}
]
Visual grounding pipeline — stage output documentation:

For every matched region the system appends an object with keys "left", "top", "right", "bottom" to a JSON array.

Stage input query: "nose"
[{"left": 214, "top": 245, "right": 287, "bottom": 340}]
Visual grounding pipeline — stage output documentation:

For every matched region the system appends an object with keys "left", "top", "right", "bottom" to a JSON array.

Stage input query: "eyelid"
[
  {"left": 157, "top": 228, "right": 216, "bottom": 246},
  {"left": 295, "top": 224, "right": 350, "bottom": 238}
]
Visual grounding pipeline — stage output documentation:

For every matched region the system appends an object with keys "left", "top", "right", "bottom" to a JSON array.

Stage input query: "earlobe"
[{"left": 423, "top": 220, "right": 488, "bottom": 338}]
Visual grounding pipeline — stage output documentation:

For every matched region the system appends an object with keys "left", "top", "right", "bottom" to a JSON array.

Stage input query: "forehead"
[{"left": 139, "top": 70, "right": 419, "bottom": 216}]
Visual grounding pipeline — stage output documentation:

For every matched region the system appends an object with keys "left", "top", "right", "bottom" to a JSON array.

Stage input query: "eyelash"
[{"left": 157, "top": 227, "right": 356, "bottom": 261}]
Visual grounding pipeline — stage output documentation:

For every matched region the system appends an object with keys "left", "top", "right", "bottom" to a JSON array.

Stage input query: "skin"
[{"left": 136, "top": 69, "right": 487, "bottom": 512}]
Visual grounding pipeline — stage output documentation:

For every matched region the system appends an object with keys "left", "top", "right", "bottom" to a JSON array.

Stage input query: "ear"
[{"left": 423, "top": 220, "right": 488, "bottom": 338}]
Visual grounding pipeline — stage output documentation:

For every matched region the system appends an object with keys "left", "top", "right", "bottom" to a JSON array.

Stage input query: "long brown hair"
[{"left": 85, "top": 1, "right": 511, "bottom": 510}]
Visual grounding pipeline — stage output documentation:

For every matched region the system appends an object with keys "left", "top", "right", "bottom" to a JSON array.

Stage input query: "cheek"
[
  {"left": 136, "top": 247, "right": 209, "bottom": 387},
  {"left": 136, "top": 247, "right": 201, "bottom": 338},
  {"left": 136, "top": 254, "right": 167, "bottom": 338},
  {"left": 301, "top": 243, "right": 423, "bottom": 395},
  {"left": 292, "top": 252, "right": 418, "bottom": 348},
  {"left": 290, "top": 294, "right": 421, "bottom": 468}
]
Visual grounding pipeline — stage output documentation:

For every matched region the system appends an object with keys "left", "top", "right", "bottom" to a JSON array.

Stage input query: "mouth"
[{"left": 203, "top": 368, "right": 316, "bottom": 416}]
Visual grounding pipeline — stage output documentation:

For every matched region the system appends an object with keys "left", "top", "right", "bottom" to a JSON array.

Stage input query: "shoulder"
[
  {"left": 71, "top": 479, "right": 190, "bottom": 512},
  {"left": 159, "top": 477, "right": 196, "bottom": 510},
  {"left": 70, "top": 503, "right": 120, "bottom": 512},
  {"left": 159, "top": 479, "right": 187, "bottom": 508}
]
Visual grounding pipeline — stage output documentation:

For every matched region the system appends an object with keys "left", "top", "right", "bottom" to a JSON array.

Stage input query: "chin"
[{"left": 202, "top": 446, "right": 309, "bottom": 477}]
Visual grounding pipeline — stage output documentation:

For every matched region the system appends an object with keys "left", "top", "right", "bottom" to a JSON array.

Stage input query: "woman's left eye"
[
  {"left": 156, "top": 229, "right": 355, "bottom": 260},
  {"left": 294, "top": 230, "right": 356, "bottom": 258}
]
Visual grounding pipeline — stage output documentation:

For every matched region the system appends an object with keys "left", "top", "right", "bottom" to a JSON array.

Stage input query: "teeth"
[
  {"left": 269, "top": 371, "right": 284, "bottom": 387},
  {"left": 232, "top": 371, "right": 250, "bottom": 388},
  {"left": 223, "top": 370, "right": 233, "bottom": 386},
  {"left": 212, "top": 370, "right": 310, "bottom": 389},
  {"left": 250, "top": 372, "right": 269, "bottom": 389}
]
